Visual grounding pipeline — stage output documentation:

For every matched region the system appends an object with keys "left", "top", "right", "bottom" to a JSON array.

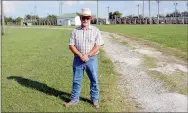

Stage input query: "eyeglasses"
[{"left": 81, "top": 17, "right": 91, "bottom": 20}]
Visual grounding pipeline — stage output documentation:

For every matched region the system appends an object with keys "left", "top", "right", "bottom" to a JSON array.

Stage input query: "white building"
[{"left": 57, "top": 13, "right": 81, "bottom": 26}]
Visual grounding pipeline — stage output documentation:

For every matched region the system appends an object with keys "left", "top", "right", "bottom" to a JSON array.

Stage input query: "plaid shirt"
[{"left": 69, "top": 25, "right": 104, "bottom": 55}]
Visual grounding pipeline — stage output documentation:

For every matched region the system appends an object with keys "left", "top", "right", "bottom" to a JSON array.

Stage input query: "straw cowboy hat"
[{"left": 76, "top": 8, "right": 95, "bottom": 19}]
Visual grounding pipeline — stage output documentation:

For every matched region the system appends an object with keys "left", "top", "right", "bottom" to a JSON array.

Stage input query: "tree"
[
  {"left": 181, "top": 11, "right": 188, "bottom": 17},
  {"left": 47, "top": 15, "right": 57, "bottom": 20},
  {"left": 166, "top": 11, "right": 181, "bottom": 17},
  {"left": 126, "top": 15, "right": 133, "bottom": 19},
  {"left": 113, "top": 11, "right": 122, "bottom": 18},
  {"left": 109, "top": 11, "right": 122, "bottom": 19},
  {"left": 16, "top": 17, "right": 23, "bottom": 23},
  {"left": 25, "top": 14, "right": 32, "bottom": 19},
  {"left": 5, "top": 16, "right": 13, "bottom": 23},
  {"left": 109, "top": 12, "right": 113, "bottom": 19}
]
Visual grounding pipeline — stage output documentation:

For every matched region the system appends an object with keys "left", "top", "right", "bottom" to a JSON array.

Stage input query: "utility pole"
[
  {"left": 97, "top": 0, "right": 99, "bottom": 25},
  {"left": 137, "top": 4, "right": 140, "bottom": 18},
  {"left": 1, "top": 0, "right": 5, "bottom": 35},
  {"left": 59, "top": 2, "right": 61, "bottom": 16},
  {"left": 149, "top": 0, "right": 151, "bottom": 24},
  {"left": 59, "top": 1, "right": 63, "bottom": 16},
  {"left": 174, "top": 2, "right": 178, "bottom": 17},
  {"left": 107, "top": 6, "right": 110, "bottom": 19},
  {"left": 143, "top": 0, "right": 144, "bottom": 18},
  {"left": 34, "top": 5, "right": 37, "bottom": 20},
  {"left": 157, "top": 0, "right": 160, "bottom": 24},
  {"left": 174, "top": 2, "right": 178, "bottom": 24}
]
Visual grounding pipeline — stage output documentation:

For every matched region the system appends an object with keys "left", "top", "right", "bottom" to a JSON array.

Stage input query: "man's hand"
[
  {"left": 79, "top": 54, "right": 89, "bottom": 62},
  {"left": 83, "top": 54, "right": 89, "bottom": 62}
]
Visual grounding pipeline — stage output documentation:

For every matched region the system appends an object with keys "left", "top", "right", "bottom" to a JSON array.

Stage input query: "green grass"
[
  {"left": 143, "top": 56, "right": 157, "bottom": 68},
  {"left": 97, "top": 25, "right": 187, "bottom": 60},
  {"left": 2, "top": 27, "right": 134, "bottom": 112},
  {"left": 147, "top": 70, "right": 188, "bottom": 95}
]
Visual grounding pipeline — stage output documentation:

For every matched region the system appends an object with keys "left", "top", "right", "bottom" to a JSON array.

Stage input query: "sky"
[{"left": 2, "top": 1, "right": 188, "bottom": 19}]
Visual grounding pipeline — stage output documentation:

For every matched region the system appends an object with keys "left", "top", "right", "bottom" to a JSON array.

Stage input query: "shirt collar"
[{"left": 80, "top": 25, "right": 92, "bottom": 30}]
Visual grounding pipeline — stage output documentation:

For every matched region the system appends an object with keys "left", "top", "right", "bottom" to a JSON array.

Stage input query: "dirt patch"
[{"left": 102, "top": 31, "right": 188, "bottom": 112}]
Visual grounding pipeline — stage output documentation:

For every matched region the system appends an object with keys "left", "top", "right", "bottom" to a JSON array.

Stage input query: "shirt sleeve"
[
  {"left": 95, "top": 30, "right": 104, "bottom": 46},
  {"left": 69, "top": 30, "right": 75, "bottom": 45}
]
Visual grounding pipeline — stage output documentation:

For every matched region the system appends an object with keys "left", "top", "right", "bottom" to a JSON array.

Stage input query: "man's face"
[{"left": 80, "top": 16, "right": 91, "bottom": 27}]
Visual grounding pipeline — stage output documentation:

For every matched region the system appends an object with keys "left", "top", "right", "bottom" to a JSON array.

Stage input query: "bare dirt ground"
[{"left": 102, "top": 31, "right": 187, "bottom": 112}]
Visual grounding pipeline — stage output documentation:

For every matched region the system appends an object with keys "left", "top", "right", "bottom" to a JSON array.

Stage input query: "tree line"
[
  {"left": 108, "top": 11, "right": 188, "bottom": 19},
  {"left": 5, "top": 14, "right": 57, "bottom": 23}
]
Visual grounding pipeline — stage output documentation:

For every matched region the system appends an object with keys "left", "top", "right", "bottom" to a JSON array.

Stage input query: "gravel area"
[{"left": 102, "top": 32, "right": 188, "bottom": 112}]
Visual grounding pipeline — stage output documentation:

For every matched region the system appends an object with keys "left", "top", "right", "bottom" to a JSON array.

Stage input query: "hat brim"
[{"left": 76, "top": 12, "right": 95, "bottom": 19}]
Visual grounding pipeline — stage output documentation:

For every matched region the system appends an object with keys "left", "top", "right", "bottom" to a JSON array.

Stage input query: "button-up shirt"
[{"left": 69, "top": 25, "right": 104, "bottom": 55}]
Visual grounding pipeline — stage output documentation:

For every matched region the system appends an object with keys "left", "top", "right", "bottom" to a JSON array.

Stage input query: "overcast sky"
[{"left": 2, "top": 1, "right": 188, "bottom": 18}]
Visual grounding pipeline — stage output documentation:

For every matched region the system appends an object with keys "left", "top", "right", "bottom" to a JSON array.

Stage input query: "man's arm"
[
  {"left": 87, "top": 44, "right": 101, "bottom": 56},
  {"left": 69, "top": 45, "right": 82, "bottom": 58},
  {"left": 69, "top": 30, "right": 86, "bottom": 61},
  {"left": 87, "top": 29, "right": 103, "bottom": 56}
]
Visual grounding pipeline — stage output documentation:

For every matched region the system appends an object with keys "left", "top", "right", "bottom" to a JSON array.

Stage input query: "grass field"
[
  {"left": 13, "top": 24, "right": 187, "bottom": 59},
  {"left": 96, "top": 25, "right": 187, "bottom": 60},
  {"left": 2, "top": 27, "right": 133, "bottom": 112}
]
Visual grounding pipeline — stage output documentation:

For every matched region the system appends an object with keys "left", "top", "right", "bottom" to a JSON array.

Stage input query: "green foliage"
[
  {"left": 47, "top": 15, "right": 57, "bottom": 20},
  {"left": 5, "top": 16, "right": 13, "bottom": 23},
  {"left": 15, "top": 17, "right": 23, "bottom": 23},
  {"left": 109, "top": 11, "right": 122, "bottom": 19}
]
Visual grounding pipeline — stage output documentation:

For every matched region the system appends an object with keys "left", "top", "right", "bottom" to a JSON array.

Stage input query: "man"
[{"left": 66, "top": 8, "right": 104, "bottom": 109}]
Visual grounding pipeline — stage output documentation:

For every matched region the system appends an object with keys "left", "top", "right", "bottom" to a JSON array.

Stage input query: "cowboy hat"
[{"left": 76, "top": 8, "right": 95, "bottom": 18}]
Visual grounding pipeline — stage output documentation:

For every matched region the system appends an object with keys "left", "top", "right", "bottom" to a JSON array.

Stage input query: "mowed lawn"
[
  {"left": 97, "top": 25, "right": 187, "bottom": 60},
  {"left": 2, "top": 28, "right": 129, "bottom": 112}
]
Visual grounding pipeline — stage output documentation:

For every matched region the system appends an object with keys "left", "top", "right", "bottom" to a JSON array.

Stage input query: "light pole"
[
  {"left": 143, "top": 0, "right": 144, "bottom": 18},
  {"left": 97, "top": 0, "right": 99, "bottom": 25},
  {"left": 137, "top": 4, "right": 140, "bottom": 18},
  {"left": 59, "top": 1, "right": 63, "bottom": 16},
  {"left": 107, "top": 6, "right": 110, "bottom": 19},
  {"left": 157, "top": 0, "right": 160, "bottom": 24},
  {"left": 34, "top": 5, "right": 37, "bottom": 20},
  {"left": 149, "top": 0, "right": 151, "bottom": 24},
  {"left": 174, "top": 2, "right": 178, "bottom": 17}
]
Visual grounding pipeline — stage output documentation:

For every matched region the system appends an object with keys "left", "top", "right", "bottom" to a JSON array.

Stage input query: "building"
[{"left": 57, "top": 13, "right": 81, "bottom": 26}]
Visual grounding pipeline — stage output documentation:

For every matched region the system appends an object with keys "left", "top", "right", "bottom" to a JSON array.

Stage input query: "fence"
[
  {"left": 5, "top": 17, "right": 188, "bottom": 26},
  {"left": 104, "top": 17, "right": 188, "bottom": 25}
]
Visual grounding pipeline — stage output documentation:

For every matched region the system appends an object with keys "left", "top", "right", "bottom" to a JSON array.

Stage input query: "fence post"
[{"left": 134, "top": 19, "right": 136, "bottom": 24}]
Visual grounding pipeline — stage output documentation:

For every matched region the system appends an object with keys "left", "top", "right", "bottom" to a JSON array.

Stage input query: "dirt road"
[{"left": 102, "top": 31, "right": 187, "bottom": 112}]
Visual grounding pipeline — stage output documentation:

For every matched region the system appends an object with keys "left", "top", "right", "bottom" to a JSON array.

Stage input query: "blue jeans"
[{"left": 70, "top": 55, "right": 99, "bottom": 102}]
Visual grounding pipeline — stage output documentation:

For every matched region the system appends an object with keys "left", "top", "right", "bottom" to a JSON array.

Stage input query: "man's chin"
[{"left": 82, "top": 24, "right": 88, "bottom": 27}]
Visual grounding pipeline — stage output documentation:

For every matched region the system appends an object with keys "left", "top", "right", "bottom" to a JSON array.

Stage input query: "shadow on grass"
[{"left": 7, "top": 76, "right": 91, "bottom": 104}]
